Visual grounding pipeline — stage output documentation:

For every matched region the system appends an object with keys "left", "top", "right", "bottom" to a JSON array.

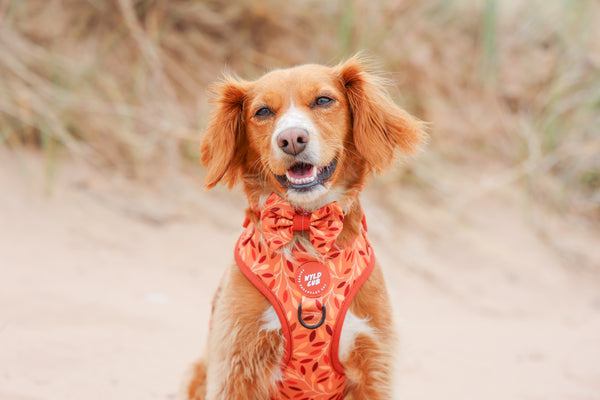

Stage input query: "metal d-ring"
[{"left": 297, "top": 303, "right": 326, "bottom": 329}]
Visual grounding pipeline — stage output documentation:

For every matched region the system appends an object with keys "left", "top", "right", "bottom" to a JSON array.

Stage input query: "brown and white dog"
[{"left": 187, "top": 55, "right": 425, "bottom": 400}]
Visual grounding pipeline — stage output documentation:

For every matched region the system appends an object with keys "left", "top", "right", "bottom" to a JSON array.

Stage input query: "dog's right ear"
[{"left": 201, "top": 78, "right": 249, "bottom": 189}]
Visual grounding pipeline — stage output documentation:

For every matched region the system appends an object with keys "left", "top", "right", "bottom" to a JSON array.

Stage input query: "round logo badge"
[{"left": 295, "top": 262, "right": 331, "bottom": 298}]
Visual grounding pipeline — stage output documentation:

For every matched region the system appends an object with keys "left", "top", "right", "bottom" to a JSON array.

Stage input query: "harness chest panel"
[{"left": 235, "top": 220, "right": 375, "bottom": 400}]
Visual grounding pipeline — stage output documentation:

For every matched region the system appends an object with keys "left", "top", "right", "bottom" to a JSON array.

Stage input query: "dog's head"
[{"left": 201, "top": 56, "right": 425, "bottom": 212}]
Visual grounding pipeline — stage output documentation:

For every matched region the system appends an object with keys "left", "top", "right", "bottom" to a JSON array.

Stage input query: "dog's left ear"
[{"left": 335, "top": 56, "right": 426, "bottom": 173}]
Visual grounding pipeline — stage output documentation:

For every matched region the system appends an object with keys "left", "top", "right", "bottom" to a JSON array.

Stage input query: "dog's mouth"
[{"left": 275, "top": 158, "right": 337, "bottom": 191}]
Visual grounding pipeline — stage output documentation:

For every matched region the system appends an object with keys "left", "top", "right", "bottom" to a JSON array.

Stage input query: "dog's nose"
[{"left": 277, "top": 128, "right": 309, "bottom": 156}]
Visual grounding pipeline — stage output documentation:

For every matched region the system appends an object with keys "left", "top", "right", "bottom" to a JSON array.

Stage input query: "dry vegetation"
[{"left": 1, "top": 0, "right": 599, "bottom": 216}]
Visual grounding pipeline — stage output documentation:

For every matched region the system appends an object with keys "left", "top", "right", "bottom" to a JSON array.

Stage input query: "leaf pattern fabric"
[
  {"left": 261, "top": 192, "right": 344, "bottom": 255},
  {"left": 235, "top": 194, "right": 375, "bottom": 400}
]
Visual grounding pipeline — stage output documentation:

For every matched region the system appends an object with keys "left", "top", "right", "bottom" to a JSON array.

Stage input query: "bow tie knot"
[
  {"left": 292, "top": 213, "right": 312, "bottom": 232},
  {"left": 260, "top": 193, "right": 344, "bottom": 255}
]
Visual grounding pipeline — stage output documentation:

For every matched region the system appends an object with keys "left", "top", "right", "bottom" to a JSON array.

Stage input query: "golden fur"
[{"left": 187, "top": 55, "right": 425, "bottom": 400}]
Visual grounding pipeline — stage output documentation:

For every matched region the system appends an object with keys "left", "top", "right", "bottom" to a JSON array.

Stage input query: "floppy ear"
[
  {"left": 335, "top": 56, "right": 426, "bottom": 173},
  {"left": 200, "top": 78, "right": 249, "bottom": 189}
]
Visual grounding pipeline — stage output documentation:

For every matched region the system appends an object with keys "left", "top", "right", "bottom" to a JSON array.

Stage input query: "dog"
[{"left": 187, "top": 55, "right": 425, "bottom": 400}]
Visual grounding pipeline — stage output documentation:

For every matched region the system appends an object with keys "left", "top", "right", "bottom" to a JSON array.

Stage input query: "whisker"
[{"left": 341, "top": 140, "right": 362, "bottom": 159}]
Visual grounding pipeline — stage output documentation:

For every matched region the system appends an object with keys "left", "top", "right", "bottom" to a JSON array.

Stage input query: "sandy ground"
[{"left": 1, "top": 150, "right": 600, "bottom": 400}]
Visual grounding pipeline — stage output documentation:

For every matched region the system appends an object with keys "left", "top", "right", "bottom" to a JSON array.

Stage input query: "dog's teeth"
[
  {"left": 284, "top": 165, "right": 319, "bottom": 186},
  {"left": 285, "top": 173, "right": 317, "bottom": 185}
]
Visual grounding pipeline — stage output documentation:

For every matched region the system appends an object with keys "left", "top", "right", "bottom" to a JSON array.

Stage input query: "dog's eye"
[
  {"left": 314, "top": 96, "right": 334, "bottom": 107},
  {"left": 254, "top": 107, "right": 273, "bottom": 118}
]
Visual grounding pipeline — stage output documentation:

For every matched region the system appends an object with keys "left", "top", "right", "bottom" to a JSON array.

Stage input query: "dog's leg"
[
  {"left": 187, "top": 359, "right": 208, "bottom": 399},
  {"left": 203, "top": 265, "right": 284, "bottom": 400},
  {"left": 342, "top": 263, "right": 396, "bottom": 400},
  {"left": 343, "top": 334, "right": 394, "bottom": 399}
]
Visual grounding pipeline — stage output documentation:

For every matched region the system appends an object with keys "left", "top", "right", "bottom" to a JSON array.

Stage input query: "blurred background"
[{"left": 1, "top": 0, "right": 599, "bottom": 399}]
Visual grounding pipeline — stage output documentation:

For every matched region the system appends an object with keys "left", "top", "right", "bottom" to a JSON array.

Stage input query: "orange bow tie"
[{"left": 260, "top": 193, "right": 344, "bottom": 255}]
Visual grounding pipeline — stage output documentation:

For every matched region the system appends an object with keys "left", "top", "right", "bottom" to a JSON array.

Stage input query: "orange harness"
[{"left": 235, "top": 193, "right": 375, "bottom": 400}]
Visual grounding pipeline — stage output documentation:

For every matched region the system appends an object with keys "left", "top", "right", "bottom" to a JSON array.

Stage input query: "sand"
[{"left": 1, "top": 150, "right": 599, "bottom": 400}]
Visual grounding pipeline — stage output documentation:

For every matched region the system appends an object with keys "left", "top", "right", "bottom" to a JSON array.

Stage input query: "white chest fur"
[{"left": 259, "top": 306, "right": 373, "bottom": 363}]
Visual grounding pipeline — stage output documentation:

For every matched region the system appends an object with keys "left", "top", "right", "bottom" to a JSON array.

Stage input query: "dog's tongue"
[{"left": 288, "top": 163, "right": 315, "bottom": 179}]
